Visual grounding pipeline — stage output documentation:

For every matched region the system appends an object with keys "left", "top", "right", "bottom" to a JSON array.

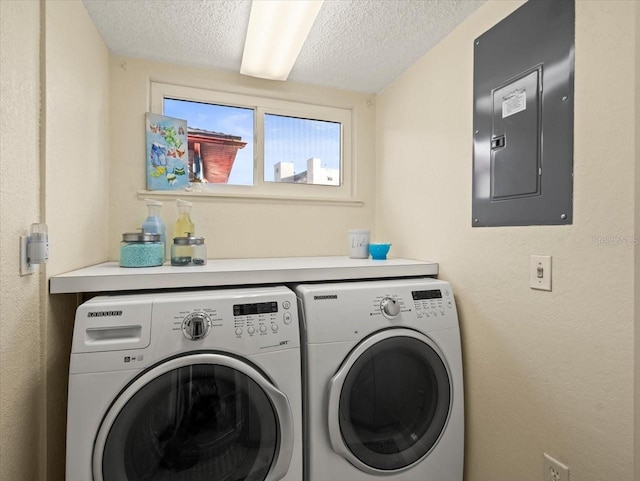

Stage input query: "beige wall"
[
  {"left": 108, "top": 56, "right": 376, "bottom": 261},
  {"left": 635, "top": 1, "right": 639, "bottom": 478},
  {"left": 0, "top": 1, "right": 43, "bottom": 480},
  {"left": 2, "top": 1, "right": 637, "bottom": 480},
  {"left": 376, "top": 1, "right": 636, "bottom": 480},
  {"left": 45, "top": 0, "right": 110, "bottom": 277},
  {"left": 44, "top": 1, "right": 110, "bottom": 479}
]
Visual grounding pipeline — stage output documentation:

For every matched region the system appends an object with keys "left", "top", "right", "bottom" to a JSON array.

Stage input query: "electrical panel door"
[{"left": 472, "top": 0, "right": 574, "bottom": 227}]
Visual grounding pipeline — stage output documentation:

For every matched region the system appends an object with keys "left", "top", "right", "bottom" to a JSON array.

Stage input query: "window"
[
  {"left": 264, "top": 114, "right": 341, "bottom": 185},
  {"left": 164, "top": 99, "right": 254, "bottom": 186},
  {"left": 151, "top": 82, "right": 353, "bottom": 200}
]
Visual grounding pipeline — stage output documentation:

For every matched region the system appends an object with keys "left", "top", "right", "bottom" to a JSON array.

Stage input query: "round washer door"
[
  {"left": 328, "top": 329, "right": 452, "bottom": 474},
  {"left": 93, "top": 353, "right": 294, "bottom": 481}
]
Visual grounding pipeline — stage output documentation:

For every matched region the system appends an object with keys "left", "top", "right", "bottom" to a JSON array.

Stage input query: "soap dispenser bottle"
[
  {"left": 142, "top": 198, "right": 166, "bottom": 258},
  {"left": 174, "top": 199, "right": 195, "bottom": 239}
]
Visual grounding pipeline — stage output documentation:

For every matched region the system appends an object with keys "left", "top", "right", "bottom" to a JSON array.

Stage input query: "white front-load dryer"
[
  {"left": 66, "top": 286, "right": 302, "bottom": 481},
  {"left": 296, "top": 278, "right": 464, "bottom": 480}
]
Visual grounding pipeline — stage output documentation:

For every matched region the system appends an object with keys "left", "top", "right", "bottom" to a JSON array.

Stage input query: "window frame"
[{"left": 150, "top": 82, "right": 354, "bottom": 201}]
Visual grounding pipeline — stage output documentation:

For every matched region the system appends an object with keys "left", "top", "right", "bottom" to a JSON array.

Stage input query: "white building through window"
[{"left": 274, "top": 158, "right": 340, "bottom": 186}]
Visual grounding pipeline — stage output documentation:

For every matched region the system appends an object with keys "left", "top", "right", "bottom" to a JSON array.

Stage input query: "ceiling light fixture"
[{"left": 241, "top": 0, "right": 324, "bottom": 81}]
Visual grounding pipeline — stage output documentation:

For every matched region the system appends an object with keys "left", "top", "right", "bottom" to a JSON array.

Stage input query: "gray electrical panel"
[{"left": 472, "top": 0, "right": 575, "bottom": 227}]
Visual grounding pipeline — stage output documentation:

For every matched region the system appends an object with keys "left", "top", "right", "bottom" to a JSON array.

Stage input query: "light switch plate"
[{"left": 530, "top": 255, "right": 551, "bottom": 291}]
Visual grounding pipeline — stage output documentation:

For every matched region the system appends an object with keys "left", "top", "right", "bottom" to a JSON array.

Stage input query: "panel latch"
[{"left": 491, "top": 135, "right": 506, "bottom": 150}]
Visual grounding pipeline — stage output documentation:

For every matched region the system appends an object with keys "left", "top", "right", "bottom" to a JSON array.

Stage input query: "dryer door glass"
[
  {"left": 100, "top": 363, "right": 278, "bottom": 481},
  {"left": 338, "top": 336, "right": 450, "bottom": 471}
]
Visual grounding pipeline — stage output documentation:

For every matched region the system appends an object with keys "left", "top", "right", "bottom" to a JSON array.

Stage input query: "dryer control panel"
[
  {"left": 297, "top": 278, "right": 459, "bottom": 344},
  {"left": 368, "top": 285, "right": 454, "bottom": 320},
  {"left": 412, "top": 287, "right": 455, "bottom": 319},
  {"left": 370, "top": 287, "right": 454, "bottom": 320}
]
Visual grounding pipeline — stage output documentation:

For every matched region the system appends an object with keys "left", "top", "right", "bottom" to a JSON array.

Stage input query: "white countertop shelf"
[{"left": 49, "top": 256, "right": 438, "bottom": 294}]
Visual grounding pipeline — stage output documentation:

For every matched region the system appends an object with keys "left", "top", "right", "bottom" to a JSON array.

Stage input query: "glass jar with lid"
[
  {"left": 120, "top": 231, "right": 164, "bottom": 268},
  {"left": 171, "top": 235, "right": 207, "bottom": 266}
]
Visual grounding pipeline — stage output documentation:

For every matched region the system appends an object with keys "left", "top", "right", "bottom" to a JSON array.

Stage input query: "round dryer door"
[
  {"left": 327, "top": 329, "right": 452, "bottom": 474},
  {"left": 93, "top": 353, "right": 293, "bottom": 481}
]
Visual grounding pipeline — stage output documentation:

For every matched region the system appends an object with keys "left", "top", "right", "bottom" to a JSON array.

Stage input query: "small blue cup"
[{"left": 369, "top": 243, "right": 391, "bottom": 260}]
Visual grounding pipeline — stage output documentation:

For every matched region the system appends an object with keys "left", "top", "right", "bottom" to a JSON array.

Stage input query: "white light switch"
[{"left": 530, "top": 255, "right": 552, "bottom": 291}]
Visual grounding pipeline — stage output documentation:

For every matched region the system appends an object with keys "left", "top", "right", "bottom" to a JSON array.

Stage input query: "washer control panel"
[
  {"left": 231, "top": 299, "right": 295, "bottom": 338},
  {"left": 167, "top": 287, "right": 299, "bottom": 352}
]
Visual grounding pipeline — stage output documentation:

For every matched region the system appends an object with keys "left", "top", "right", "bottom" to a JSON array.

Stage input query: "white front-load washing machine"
[
  {"left": 66, "top": 286, "right": 302, "bottom": 481},
  {"left": 296, "top": 278, "right": 464, "bottom": 480}
]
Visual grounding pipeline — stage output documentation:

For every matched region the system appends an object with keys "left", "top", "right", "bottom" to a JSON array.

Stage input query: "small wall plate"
[
  {"left": 530, "top": 255, "right": 551, "bottom": 291},
  {"left": 20, "top": 236, "right": 35, "bottom": 276}
]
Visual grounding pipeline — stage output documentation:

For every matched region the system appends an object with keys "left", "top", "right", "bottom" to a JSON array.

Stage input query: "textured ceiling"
[{"left": 82, "top": 0, "right": 485, "bottom": 93}]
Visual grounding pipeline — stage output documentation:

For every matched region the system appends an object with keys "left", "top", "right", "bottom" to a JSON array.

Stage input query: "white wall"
[
  {"left": 108, "top": 56, "right": 376, "bottom": 260},
  {"left": 375, "top": 1, "right": 636, "bottom": 480},
  {"left": 0, "top": 2, "right": 43, "bottom": 480},
  {"left": 44, "top": 1, "right": 110, "bottom": 479}
]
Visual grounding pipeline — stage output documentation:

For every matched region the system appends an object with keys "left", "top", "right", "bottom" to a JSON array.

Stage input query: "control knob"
[
  {"left": 182, "top": 313, "right": 211, "bottom": 340},
  {"left": 380, "top": 297, "right": 401, "bottom": 318}
]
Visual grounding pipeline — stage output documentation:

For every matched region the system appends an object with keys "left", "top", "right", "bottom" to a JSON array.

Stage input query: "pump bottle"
[
  {"left": 142, "top": 198, "right": 167, "bottom": 259},
  {"left": 174, "top": 199, "right": 195, "bottom": 239}
]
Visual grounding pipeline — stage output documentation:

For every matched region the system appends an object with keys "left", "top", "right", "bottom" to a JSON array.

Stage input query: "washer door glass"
[
  {"left": 337, "top": 334, "right": 451, "bottom": 471},
  {"left": 99, "top": 359, "right": 280, "bottom": 481}
]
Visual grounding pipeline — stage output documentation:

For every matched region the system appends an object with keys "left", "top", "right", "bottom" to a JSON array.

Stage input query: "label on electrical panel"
[{"left": 502, "top": 89, "right": 526, "bottom": 118}]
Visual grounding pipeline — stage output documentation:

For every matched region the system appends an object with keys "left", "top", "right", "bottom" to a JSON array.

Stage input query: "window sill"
[{"left": 137, "top": 190, "right": 365, "bottom": 207}]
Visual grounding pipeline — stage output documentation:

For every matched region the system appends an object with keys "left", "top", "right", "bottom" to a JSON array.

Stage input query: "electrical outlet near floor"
[{"left": 544, "top": 453, "right": 569, "bottom": 481}]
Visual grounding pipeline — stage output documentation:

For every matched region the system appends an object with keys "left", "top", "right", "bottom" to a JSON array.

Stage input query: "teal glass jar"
[{"left": 120, "top": 231, "right": 164, "bottom": 268}]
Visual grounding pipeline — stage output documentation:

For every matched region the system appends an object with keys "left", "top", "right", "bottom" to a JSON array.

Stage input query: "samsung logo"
[
  {"left": 88, "top": 310, "right": 123, "bottom": 318},
  {"left": 314, "top": 295, "right": 338, "bottom": 300}
]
